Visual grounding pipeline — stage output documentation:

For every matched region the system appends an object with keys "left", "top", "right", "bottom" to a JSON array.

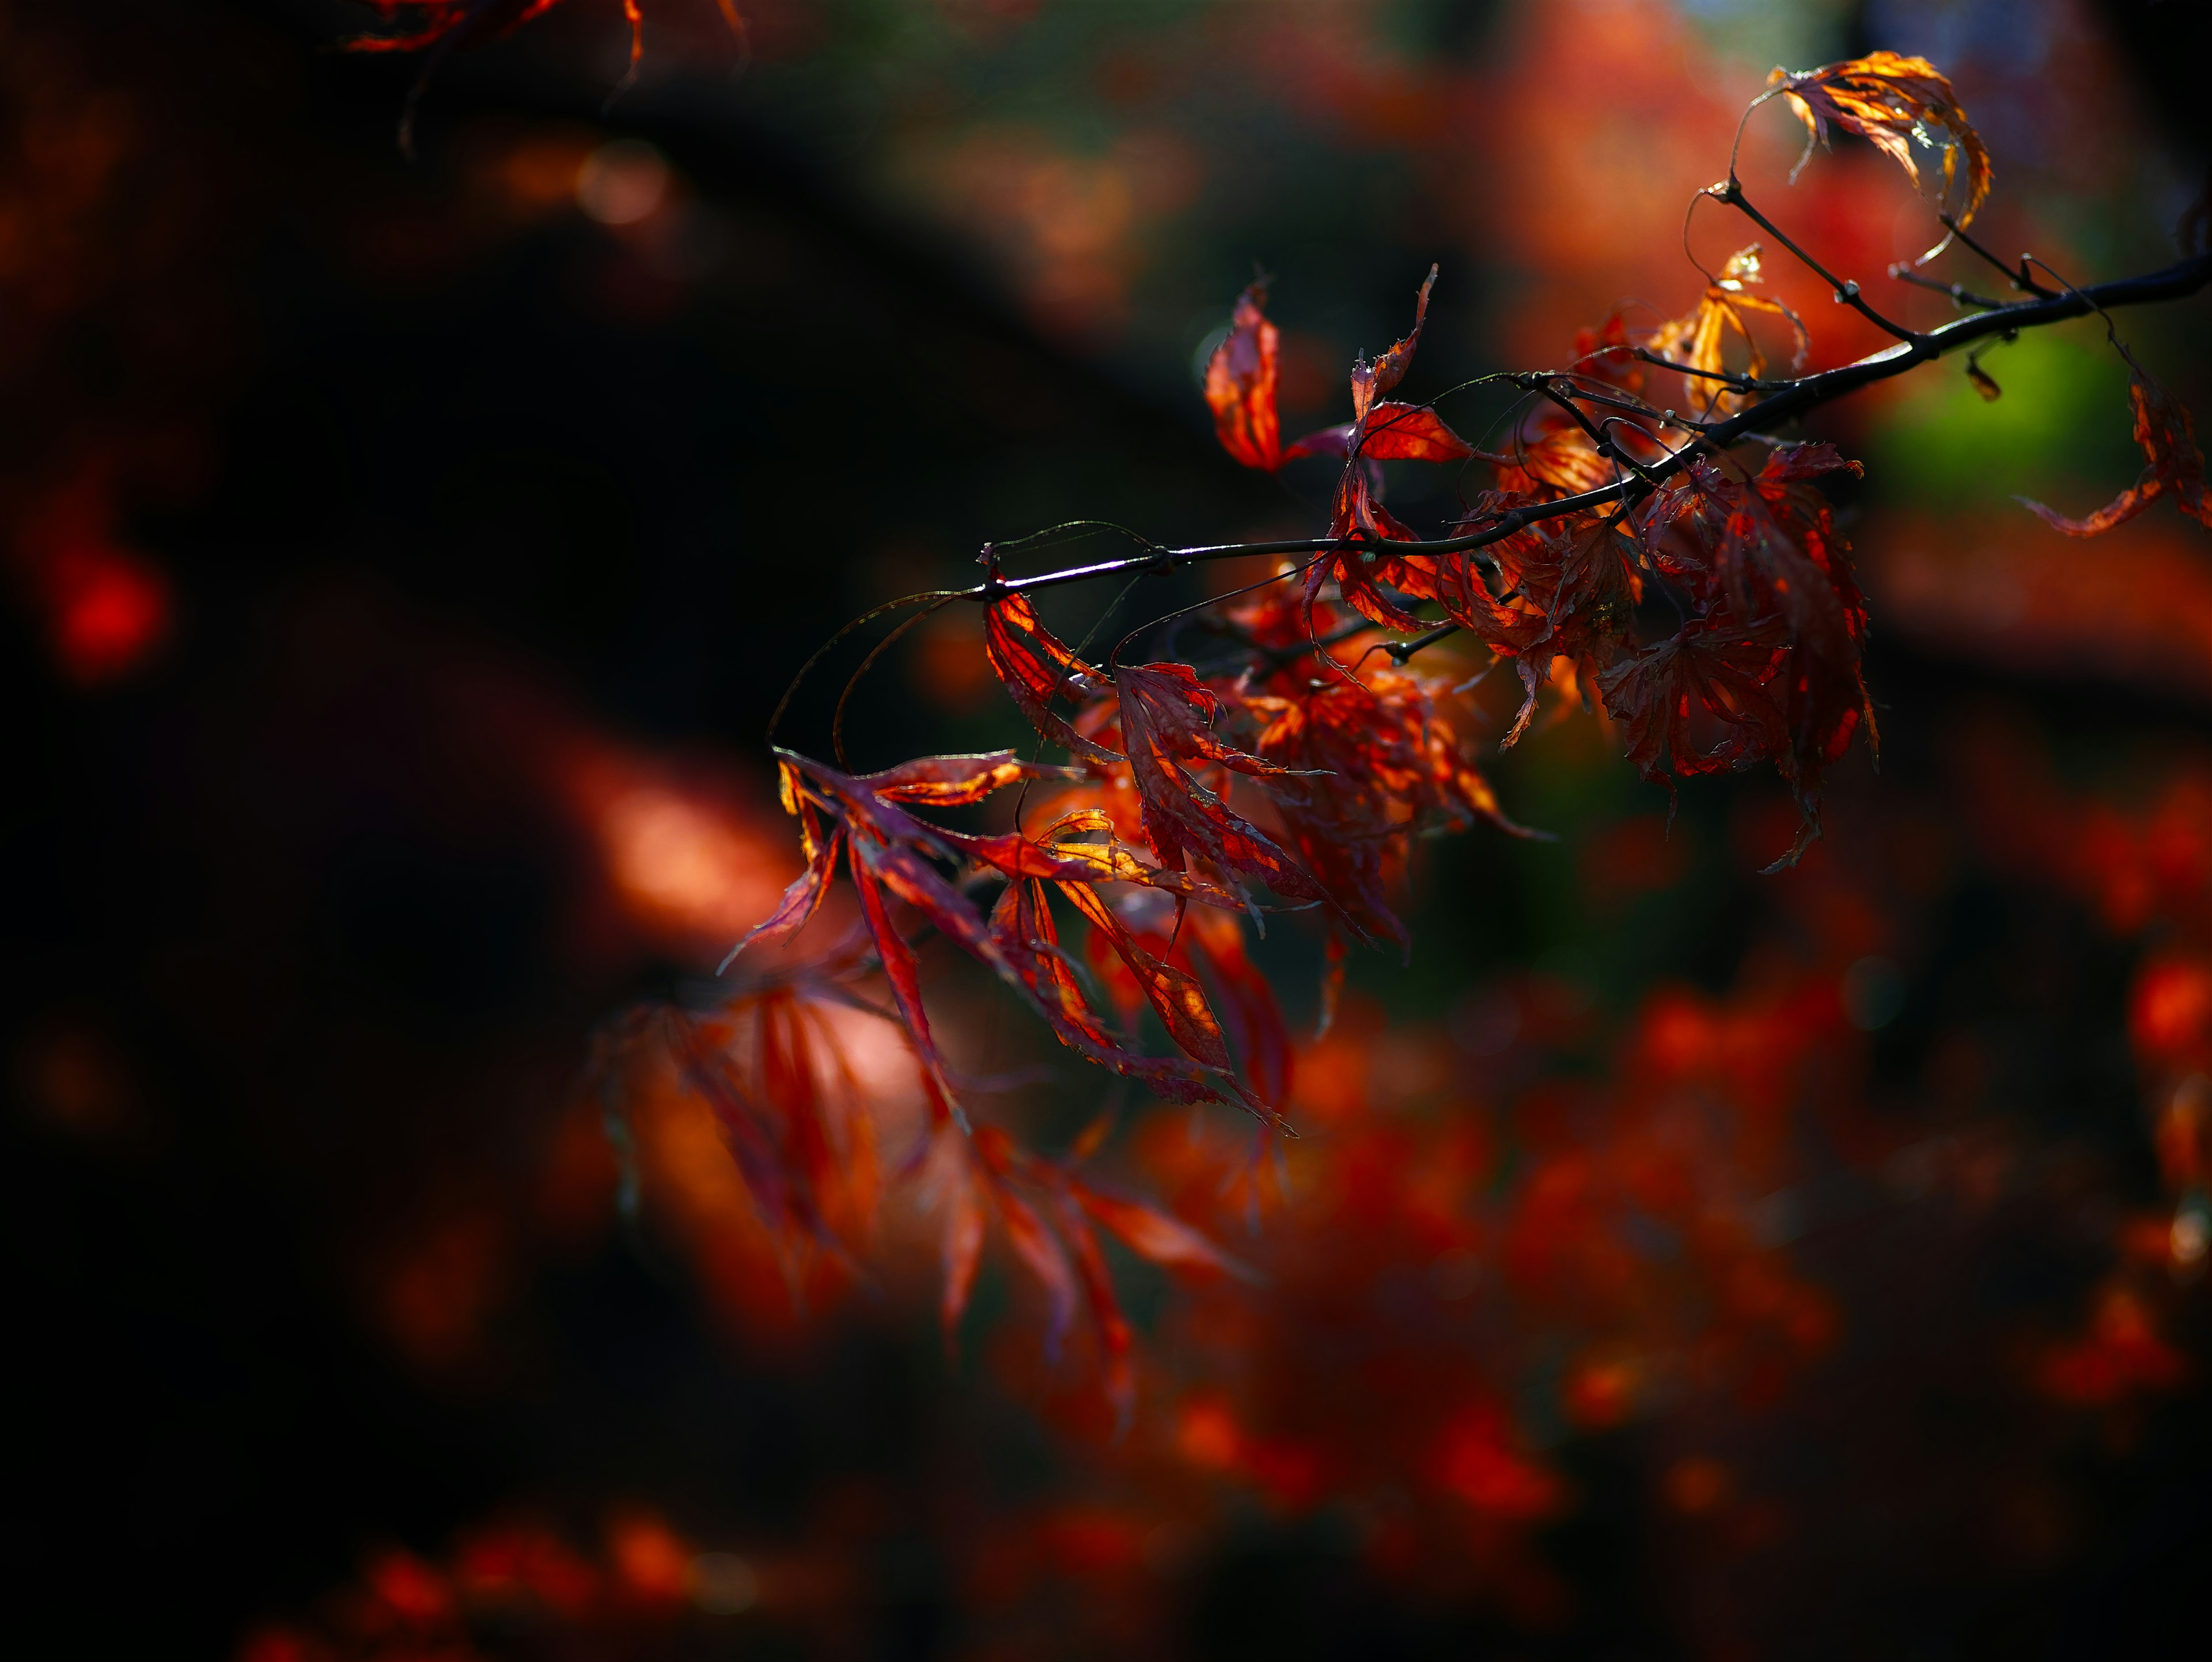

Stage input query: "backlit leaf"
[
  {"left": 1768, "top": 52, "right": 1991, "bottom": 259},
  {"left": 983, "top": 592, "right": 1122, "bottom": 766},
  {"left": 1204, "top": 281, "right": 1282, "bottom": 471},
  {"left": 1114, "top": 663, "right": 1336, "bottom": 911}
]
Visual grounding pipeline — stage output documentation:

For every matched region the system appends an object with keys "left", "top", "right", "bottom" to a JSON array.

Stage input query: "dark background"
[{"left": 6, "top": 1, "right": 2211, "bottom": 1655}]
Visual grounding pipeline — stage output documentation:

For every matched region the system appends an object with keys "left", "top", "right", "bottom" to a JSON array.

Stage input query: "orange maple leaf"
[{"left": 1767, "top": 51, "right": 1991, "bottom": 261}]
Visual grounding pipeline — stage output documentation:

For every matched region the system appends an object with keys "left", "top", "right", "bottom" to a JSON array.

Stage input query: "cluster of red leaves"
[
  {"left": 592, "top": 47, "right": 2210, "bottom": 1436},
  {"left": 254, "top": 715, "right": 2212, "bottom": 1655},
  {"left": 594, "top": 480, "right": 1551, "bottom": 1411},
  {"left": 594, "top": 739, "right": 1271, "bottom": 1425},
  {"left": 1205, "top": 255, "right": 1873, "bottom": 868},
  {"left": 1084, "top": 975, "right": 1850, "bottom": 1596}
]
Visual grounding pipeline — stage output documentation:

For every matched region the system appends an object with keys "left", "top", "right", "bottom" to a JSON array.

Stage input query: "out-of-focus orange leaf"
[
  {"left": 1203, "top": 279, "right": 1282, "bottom": 471},
  {"left": 2039, "top": 1286, "right": 2185, "bottom": 1404},
  {"left": 1068, "top": 1178, "right": 1253, "bottom": 1281},
  {"left": 983, "top": 1156, "right": 1081, "bottom": 1358},
  {"left": 930, "top": 1126, "right": 987, "bottom": 1346},
  {"left": 607, "top": 1506, "right": 694, "bottom": 1605},
  {"left": 1051, "top": 1189, "right": 1136, "bottom": 1430},
  {"left": 1434, "top": 1406, "right": 1565, "bottom": 1520},
  {"left": 2131, "top": 956, "right": 2212, "bottom": 1071},
  {"left": 2019, "top": 366, "right": 2212, "bottom": 537}
]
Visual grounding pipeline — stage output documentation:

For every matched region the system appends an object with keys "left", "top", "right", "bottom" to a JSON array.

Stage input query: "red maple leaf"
[{"left": 1112, "top": 662, "right": 1334, "bottom": 913}]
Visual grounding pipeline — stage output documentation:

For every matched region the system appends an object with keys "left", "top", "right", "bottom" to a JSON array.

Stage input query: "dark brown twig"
[
  {"left": 1712, "top": 178, "right": 1920, "bottom": 342},
  {"left": 1939, "top": 211, "right": 2060, "bottom": 299},
  {"left": 944, "top": 250, "right": 2210, "bottom": 616},
  {"left": 1887, "top": 265, "right": 2006, "bottom": 310}
]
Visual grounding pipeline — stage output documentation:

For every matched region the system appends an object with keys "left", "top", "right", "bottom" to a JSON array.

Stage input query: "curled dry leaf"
[
  {"left": 1315, "top": 469, "right": 1426, "bottom": 633},
  {"left": 1209, "top": 264, "right": 1472, "bottom": 484},
  {"left": 1363, "top": 262, "right": 1440, "bottom": 408},
  {"left": 858, "top": 751, "right": 1085, "bottom": 807},
  {"left": 1642, "top": 245, "right": 1809, "bottom": 414},
  {"left": 1767, "top": 51, "right": 1991, "bottom": 260}
]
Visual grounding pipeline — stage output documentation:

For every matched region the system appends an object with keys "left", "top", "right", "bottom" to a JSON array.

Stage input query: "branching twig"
[
  {"left": 1940, "top": 212, "right": 2060, "bottom": 299},
  {"left": 951, "top": 251, "right": 2211, "bottom": 611},
  {"left": 1712, "top": 178, "right": 1919, "bottom": 342}
]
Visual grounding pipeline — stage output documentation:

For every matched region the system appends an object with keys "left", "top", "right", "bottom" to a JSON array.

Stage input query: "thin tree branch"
[
  {"left": 1887, "top": 265, "right": 2006, "bottom": 310},
  {"left": 1712, "top": 178, "right": 1919, "bottom": 342},
  {"left": 1629, "top": 346, "right": 1792, "bottom": 392},
  {"left": 1938, "top": 211, "right": 2060, "bottom": 299},
  {"left": 947, "top": 249, "right": 2208, "bottom": 617}
]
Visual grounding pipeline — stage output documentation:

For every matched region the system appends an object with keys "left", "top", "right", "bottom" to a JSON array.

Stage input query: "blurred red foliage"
[{"left": 237, "top": 645, "right": 2212, "bottom": 1656}]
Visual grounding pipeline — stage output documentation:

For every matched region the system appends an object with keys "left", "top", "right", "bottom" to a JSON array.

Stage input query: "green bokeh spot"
[{"left": 1865, "top": 325, "right": 2144, "bottom": 508}]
